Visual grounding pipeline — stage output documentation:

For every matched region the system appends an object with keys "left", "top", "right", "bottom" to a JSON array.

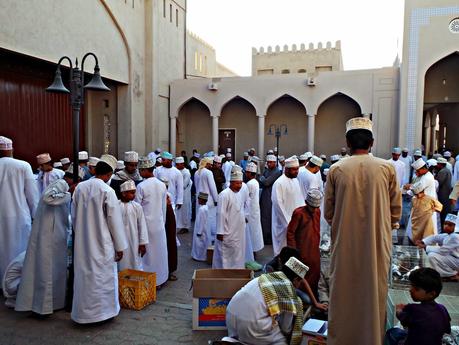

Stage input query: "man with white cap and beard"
[
  {"left": 0, "top": 136, "right": 39, "bottom": 283},
  {"left": 388, "top": 147, "right": 406, "bottom": 189},
  {"left": 175, "top": 156, "right": 192, "bottom": 234},
  {"left": 271, "top": 156, "right": 305, "bottom": 256},
  {"left": 154, "top": 151, "right": 183, "bottom": 212},
  {"left": 213, "top": 166, "right": 247, "bottom": 269},
  {"left": 36, "top": 153, "right": 65, "bottom": 195},
  {"left": 222, "top": 151, "right": 235, "bottom": 188},
  {"left": 400, "top": 148, "right": 413, "bottom": 185},
  {"left": 71, "top": 154, "right": 128, "bottom": 324},
  {"left": 245, "top": 162, "right": 264, "bottom": 256},
  {"left": 211, "top": 155, "right": 226, "bottom": 193},
  {"left": 297, "top": 155, "right": 324, "bottom": 202},
  {"left": 110, "top": 151, "right": 142, "bottom": 199},
  {"left": 324, "top": 117, "right": 401, "bottom": 345}
]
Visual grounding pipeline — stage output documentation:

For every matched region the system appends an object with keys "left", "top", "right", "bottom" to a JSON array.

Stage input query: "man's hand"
[
  {"left": 216, "top": 234, "right": 224, "bottom": 241},
  {"left": 138, "top": 245, "right": 146, "bottom": 257},
  {"left": 176, "top": 204, "right": 182, "bottom": 210},
  {"left": 314, "top": 302, "right": 328, "bottom": 312},
  {"left": 115, "top": 251, "right": 123, "bottom": 262},
  {"left": 415, "top": 240, "right": 426, "bottom": 249},
  {"left": 403, "top": 184, "right": 411, "bottom": 190},
  {"left": 392, "top": 223, "right": 400, "bottom": 230}
]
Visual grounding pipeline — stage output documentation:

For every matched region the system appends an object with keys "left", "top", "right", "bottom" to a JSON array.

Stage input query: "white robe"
[
  {"left": 424, "top": 233, "right": 459, "bottom": 277},
  {"left": 71, "top": 178, "right": 128, "bottom": 324},
  {"left": 15, "top": 180, "right": 71, "bottom": 314},
  {"left": 154, "top": 166, "right": 183, "bottom": 208},
  {"left": 135, "top": 177, "right": 169, "bottom": 286},
  {"left": 246, "top": 179, "right": 264, "bottom": 252},
  {"left": 399, "top": 155, "right": 412, "bottom": 185},
  {"left": 388, "top": 158, "right": 406, "bottom": 188},
  {"left": 36, "top": 168, "right": 65, "bottom": 195},
  {"left": 223, "top": 160, "right": 235, "bottom": 188},
  {"left": 191, "top": 204, "right": 209, "bottom": 261},
  {"left": 195, "top": 168, "right": 219, "bottom": 237},
  {"left": 2, "top": 251, "right": 26, "bottom": 308},
  {"left": 297, "top": 168, "right": 323, "bottom": 201},
  {"left": 176, "top": 168, "right": 192, "bottom": 229},
  {"left": 0, "top": 157, "right": 38, "bottom": 280},
  {"left": 271, "top": 174, "right": 305, "bottom": 255},
  {"left": 453, "top": 160, "right": 459, "bottom": 187},
  {"left": 117, "top": 201, "right": 149, "bottom": 272},
  {"left": 213, "top": 187, "right": 247, "bottom": 269}
]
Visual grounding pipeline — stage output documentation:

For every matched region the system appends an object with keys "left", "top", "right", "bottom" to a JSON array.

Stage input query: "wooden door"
[{"left": 218, "top": 129, "right": 235, "bottom": 156}]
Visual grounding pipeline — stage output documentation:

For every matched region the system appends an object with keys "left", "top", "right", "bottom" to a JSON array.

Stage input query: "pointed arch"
[
  {"left": 177, "top": 96, "right": 211, "bottom": 114},
  {"left": 267, "top": 93, "right": 307, "bottom": 114},
  {"left": 220, "top": 95, "right": 257, "bottom": 114},
  {"left": 317, "top": 92, "right": 362, "bottom": 114}
]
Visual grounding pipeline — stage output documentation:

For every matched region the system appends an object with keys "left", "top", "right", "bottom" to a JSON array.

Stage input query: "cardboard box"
[
  {"left": 192, "top": 269, "right": 253, "bottom": 330},
  {"left": 301, "top": 319, "right": 328, "bottom": 345}
]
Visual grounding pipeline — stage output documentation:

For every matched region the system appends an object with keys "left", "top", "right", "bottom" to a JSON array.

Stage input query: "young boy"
[
  {"left": 385, "top": 267, "right": 451, "bottom": 345},
  {"left": 118, "top": 180, "right": 149, "bottom": 271},
  {"left": 191, "top": 192, "right": 209, "bottom": 261},
  {"left": 409, "top": 181, "right": 443, "bottom": 243},
  {"left": 416, "top": 213, "right": 459, "bottom": 281}
]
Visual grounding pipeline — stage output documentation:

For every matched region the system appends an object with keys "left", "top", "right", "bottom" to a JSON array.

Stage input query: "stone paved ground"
[{"left": 0, "top": 231, "right": 274, "bottom": 345}]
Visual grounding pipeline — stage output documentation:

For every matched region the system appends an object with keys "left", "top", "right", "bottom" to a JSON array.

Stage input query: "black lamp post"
[
  {"left": 46, "top": 53, "right": 110, "bottom": 309},
  {"left": 267, "top": 124, "right": 288, "bottom": 165}
]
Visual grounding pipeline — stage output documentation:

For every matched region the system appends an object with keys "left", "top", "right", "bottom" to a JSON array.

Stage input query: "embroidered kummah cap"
[
  {"left": 445, "top": 213, "right": 457, "bottom": 224},
  {"left": 267, "top": 149, "right": 274, "bottom": 154},
  {"left": 345, "top": 117, "right": 373, "bottom": 134},
  {"left": 426, "top": 159, "right": 437, "bottom": 168},
  {"left": 299, "top": 154, "right": 308, "bottom": 161},
  {"left": 230, "top": 165, "right": 243, "bottom": 181},
  {"left": 226, "top": 152, "right": 232, "bottom": 158},
  {"left": 36, "top": 153, "right": 52, "bottom": 165},
  {"left": 213, "top": 155, "right": 223, "bottom": 163},
  {"left": 60, "top": 157, "right": 70, "bottom": 165},
  {"left": 116, "top": 160, "right": 125, "bottom": 170},
  {"left": 443, "top": 151, "right": 452, "bottom": 158},
  {"left": 411, "top": 158, "right": 426, "bottom": 170},
  {"left": 285, "top": 157, "right": 299, "bottom": 168},
  {"left": 330, "top": 155, "right": 340, "bottom": 162},
  {"left": 138, "top": 156, "right": 154, "bottom": 169},
  {"left": 309, "top": 155, "right": 323, "bottom": 167},
  {"left": 198, "top": 192, "right": 208, "bottom": 200},
  {"left": 285, "top": 257, "right": 309, "bottom": 279},
  {"left": 304, "top": 152, "right": 313, "bottom": 159},
  {"left": 266, "top": 155, "right": 277, "bottom": 162},
  {"left": 124, "top": 151, "right": 139, "bottom": 163},
  {"left": 88, "top": 157, "right": 100, "bottom": 166},
  {"left": 413, "top": 149, "right": 422, "bottom": 157},
  {"left": 99, "top": 154, "right": 117, "bottom": 172},
  {"left": 0, "top": 136, "right": 13, "bottom": 150},
  {"left": 243, "top": 152, "right": 248, "bottom": 156},
  {"left": 161, "top": 151, "right": 173, "bottom": 160},
  {"left": 278, "top": 155, "right": 285, "bottom": 162},
  {"left": 175, "top": 156, "right": 185, "bottom": 164},
  {"left": 320, "top": 154, "right": 327, "bottom": 160},
  {"left": 246, "top": 162, "right": 257, "bottom": 173},
  {"left": 306, "top": 189, "right": 323, "bottom": 208},
  {"left": 402, "top": 148, "right": 409, "bottom": 153},
  {"left": 78, "top": 151, "right": 89, "bottom": 161},
  {"left": 53, "top": 162, "right": 63, "bottom": 168},
  {"left": 410, "top": 182, "right": 425, "bottom": 195},
  {"left": 120, "top": 180, "right": 136, "bottom": 192},
  {"left": 392, "top": 147, "right": 402, "bottom": 154},
  {"left": 437, "top": 157, "right": 448, "bottom": 164}
]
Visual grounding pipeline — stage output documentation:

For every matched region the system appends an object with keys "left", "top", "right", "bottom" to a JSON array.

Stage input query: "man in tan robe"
[{"left": 324, "top": 117, "right": 402, "bottom": 345}]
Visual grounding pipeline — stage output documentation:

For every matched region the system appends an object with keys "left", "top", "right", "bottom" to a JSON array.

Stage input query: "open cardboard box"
[{"left": 192, "top": 269, "right": 253, "bottom": 330}]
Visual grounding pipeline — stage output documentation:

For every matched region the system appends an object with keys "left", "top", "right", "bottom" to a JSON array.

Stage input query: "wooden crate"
[{"left": 118, "top": 269, "right": 156, "bottom": 310}]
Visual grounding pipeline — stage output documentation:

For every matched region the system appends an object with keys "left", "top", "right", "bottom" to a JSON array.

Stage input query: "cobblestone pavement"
[{"left": 0, "top": 231, "right": 274, "bottom": 345}]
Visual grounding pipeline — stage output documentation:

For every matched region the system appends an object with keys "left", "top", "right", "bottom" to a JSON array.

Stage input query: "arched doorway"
[
  {"left": 219, "top": 96, "right": 257, "bottom": 161},
  {"left": 315, "top": 93, "right": 362, "bottom": 157},
  {"left": 265, "top": 95, "right": 307, "bottom": 157},
  {"left": 423, "top": 52, "right": 459, "bottom": 156},
  {"left": 176, "top": 97, "right": 211, "bottom": 156}
]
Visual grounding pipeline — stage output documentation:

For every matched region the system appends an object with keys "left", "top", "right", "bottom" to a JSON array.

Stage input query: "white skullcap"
[
  {"left": 266, "top": 155, "right": 277, "bottom": 162},
  {"left": 402, "top": 148, "right": 409, "bottom": 153},
  {"left": 330, "top": 154, "right": 340, "bottom": 162},
  {"left": 433, "top": 153, "right": 441, "bottom": 160},
  {"left": 267, "top": 150, "right": 274, "bottom": 154},
  {"left": 285, "top": 156, "right": 299, "bottom": 168},
  {"left": 214, "top": 155, "right": 223, "bottom": 163},
  {"left": 412, "top": 158, "right": 426, "bottom": 170},
  {"left": 437, "top": 157, "right": 447, "bottom": 164},
  {"left": 278, "top": 155, "right": 285, "bottom": 162},
  {"left": 346, "top": 117, "right": 373, "bottom": 133},
  {"left": 444, "top": 151, "right": 452, "bottom": 158},
  {"left": 155, "top": 147, "right": 162, "bottom": 153},
  {"left": 139, "top": 156, "right": 155, "bottom": 169},
  {"left": 60, "top": 157, "right": 70, "bottom": 165},
  {"left": 299, "top": 154, "right": 308, "bottom": 161},
  {"left": 78, "top": 151, "right": 89, "bottom": 160},
  {"left": 120, "top": 180, "right": 136, "bottom": 192},
  {"left": 426, "top": 159, "right": 437, "bottom": 168},
  {"left": 320, "top": 154, "right": 326, "bottom": 159},
  {"left": 285, "top": 257, "right": 309, "bottom": 279},
  {"left": 116, "top": 160, "right": 125, "bottom": 170},
  {"left": 250, "top": 148, "right": 255, "bottom": 152},
  {"left": 227, "top": 148, "right": 232, "bottom": 153},
  {"left": 392, "top": 147, "right": 402, "bottom": 154},
  {"left": 175, "top": 156, "right": 185, "bottom": 164},
  {"left": 124, "top": 151, "right": 139, "bottom": 163},
  {"left": 0, "top": 136, "right": 13, "bottom": 150},
  {"left": 304, "top": 152, "right": 313, "bottom": 159},
  {"left": 230, "top": 169, "right": 243, "bottom": 181},
  {"left": 53, "top": 162, "right": 63, "bottom": 168},
  {"left": 445, "top": 213, "right": 457, "bottom": 224},
  {"left": 65, "top": 164, "right": 85, "bottom": 180},
  {"left": 243, "top": 152, "right": 248, "bottom": 156},
  {"left": 156, "top": 157, "right": 162, "bottom": 164},
  {"left": 88, "top": 157, "right": 100, "bottom": 166},
  {"left": 246, "top": 162, "right": 257, "bottom": 173},
  {"left": 306, "top": 189, "right": 323, "bottom": 208},
  {"left": 411, "top": 182, "right": 425, "bottom": 194},
  {"left": 413, "top": 149, "right": 422, "bottom": 157},
  {"left": 99, "top": 154, "right": 117, "bottom": 171},
  {"left": 309, "top": 155, "right": 323, "bottom": 167},
  {"left": 193, "top": 152, "right": 200, "bottom": 158},
  {"left": 226, "top": 152, "right": 232, "bottom": 158},
  {"left": 36, "top": 153, "right": 51, "bottom": 165}
]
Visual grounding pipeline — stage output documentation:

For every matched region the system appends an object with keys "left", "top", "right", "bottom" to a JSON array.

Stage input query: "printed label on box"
[{"left": 198, "top": 298, "right": 230, "bottom": 327}]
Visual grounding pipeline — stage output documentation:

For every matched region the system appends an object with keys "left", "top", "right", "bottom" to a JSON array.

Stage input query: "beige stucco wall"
[
  {"left": 186, "top": 31, "right": 217, "bottom": 78},
  {"left": 399, "top": 0, "right": 459, "bottom": 151},
  {"left": 252, "top": 41, "right": 343, "bottom": 76}
]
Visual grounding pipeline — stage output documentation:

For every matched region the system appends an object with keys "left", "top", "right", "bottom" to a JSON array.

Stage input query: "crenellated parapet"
[
  {"left": 187, "top": 30, "right": 215, "bottom": 52},
  {"left": 252, "top": 41, "right": 341, "bottom": 55}
]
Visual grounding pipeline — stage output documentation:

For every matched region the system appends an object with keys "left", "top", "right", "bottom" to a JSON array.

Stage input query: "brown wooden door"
[{"left": 218, "top": 129, "right": 235, "bottom": 156}]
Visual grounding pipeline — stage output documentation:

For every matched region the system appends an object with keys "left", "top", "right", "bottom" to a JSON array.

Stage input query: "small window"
[
  {"left": 170, "top": 4, "right": 172, "bottom": 22},
  {"left": 204, "top": 56, "right": 207, "bottom": 74},
  {"left": 176, "top": 9, "right": 179, "bottom": 27},
  {"left": 194, "top": 52, "right": 198, "bottom": 70},
  {"left": 163, "top": 0, "right": 166, "bottom": 17},
  {"left": 298, "top": 69, "right": 306, "bottom": 73},
  {"left": 281, "top": 69, "right": 290, "bottom": 74},
  {"left": 199, "top": 54, "right": 203, "bottom": 72}
]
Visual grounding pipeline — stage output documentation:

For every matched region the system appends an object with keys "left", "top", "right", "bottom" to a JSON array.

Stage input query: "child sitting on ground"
[
  {"left": 408, "top": 181, "right": 443, "bottom": 244},
  {"left": 385, "top": 267, "right": 451, "bottom": 345},
  {"left": 416, "top": 213, "right": 459, "bottom": 281}
]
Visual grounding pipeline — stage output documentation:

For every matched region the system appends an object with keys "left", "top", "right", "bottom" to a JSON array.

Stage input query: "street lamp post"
[
  {"left": 267, "top": 124, "right": 288, "bottom": 165},
  {"left": 46, "top": 53, "right": 110, "bottom": 310}
]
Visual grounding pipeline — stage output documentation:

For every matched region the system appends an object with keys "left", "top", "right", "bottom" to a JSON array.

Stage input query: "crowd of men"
[{"left": 1, "top": 115, "right": 458, "bottom": 344}]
